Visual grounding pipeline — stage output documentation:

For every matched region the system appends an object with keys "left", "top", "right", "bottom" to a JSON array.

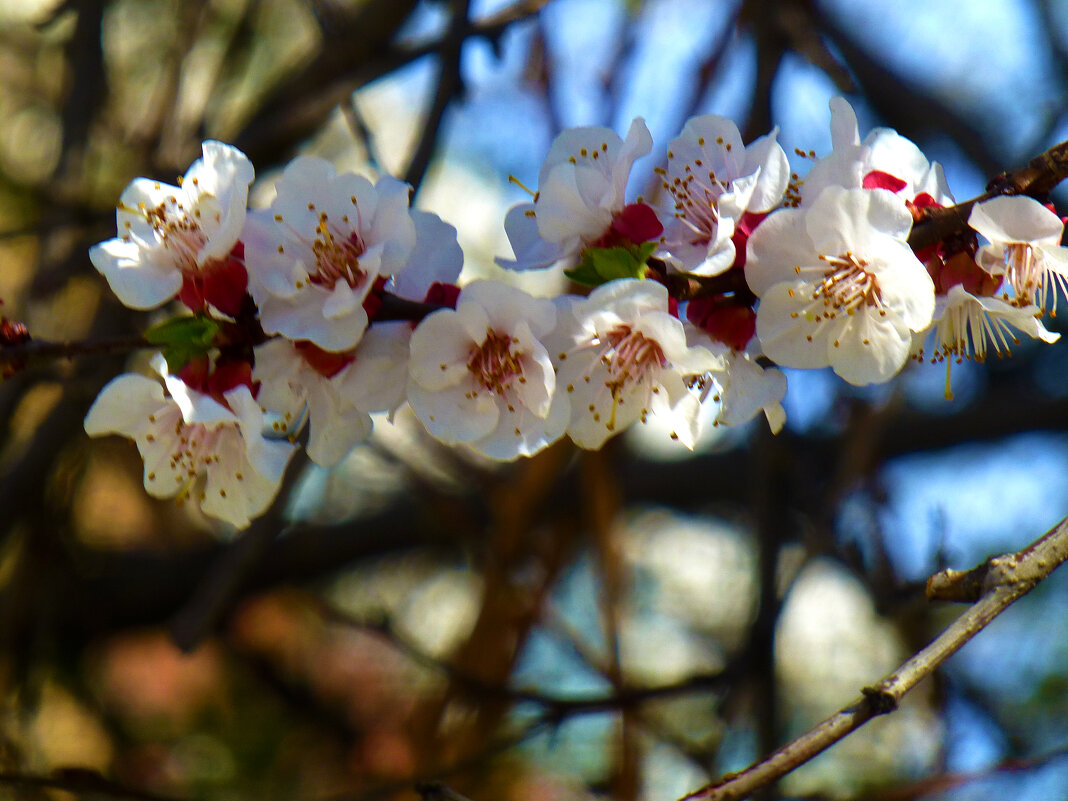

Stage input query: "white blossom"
[
  {"left": 497, "top": 118, "right": 657, "bottom": 271},
  {"left": 658, "top": 115, "right": 789, "bottom": 275},
  {"left": 551, "top": 279, "right": 724, "bottom": 449},
  {"left": 408, "top": 281, "right": 566, "bottom": 460},
  {"left": 243, "top": 157, "right": 416, "bottom": 351},
  {"left": 913, "top": 283, "right": 1058, "bottom": 399},
  {"left": 969, "top": 195, "right": 1068, "bottom": 315},
  {"left": 90, "top": 141, "right": 254, "bottom": 315},
  {"left": 84, "top": 355, "right": 295, "bottom": 528},
  {"left": 803, "top": 97, "right": 953, "bottom": 208},
  {"left": 746, "top": 186, "right": 935, "bottom": 386},
  {"left": 253, "top": 339, "right": 373, "bottom": 468}
]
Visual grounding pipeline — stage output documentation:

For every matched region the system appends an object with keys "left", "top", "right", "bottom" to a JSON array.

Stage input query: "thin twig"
[
  {"left": 0, "top": 769, "right": 187, "bottom": 801},
  {"left": 680, "top": 513, "right": 1068, "bottom": 801}
]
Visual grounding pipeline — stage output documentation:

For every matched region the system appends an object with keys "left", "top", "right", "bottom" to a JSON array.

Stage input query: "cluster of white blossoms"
[{"left": 84, "top": 99, "right": 1068, "bottom": 527}]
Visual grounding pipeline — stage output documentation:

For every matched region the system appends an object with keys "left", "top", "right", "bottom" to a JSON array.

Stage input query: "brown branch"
[
  {"left": 0, "top": 332, "right": 149, "bottom": 369},
  {"left": 657, "top": 265, "right": 753, "bottom": 302},
  {"left": 680, "top": 513, "right": 1068, "bottom": 801},
  {"left": 0, "top": 769, "right": 187, "bottom": 801},
  {"left": 403, "top": 0, "right": 471, "bottom": 193},
  {"left": 908, "top": 137, "right": 1068, "bottom": 253}
]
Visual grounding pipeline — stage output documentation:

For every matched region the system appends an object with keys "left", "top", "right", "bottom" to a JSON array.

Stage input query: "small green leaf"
[
  {"left": 563, "top": 257, "right": 604, "bottom": 286},
  {"left": 564, "top": 242, "right": 658, "bottom": 287},
  {"left": 144, "top": 315, "right": 220, "bottom": 372}
]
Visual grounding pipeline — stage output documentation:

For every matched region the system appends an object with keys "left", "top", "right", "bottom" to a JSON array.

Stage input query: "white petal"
[
  {"left": 462, "top": 280, "right": 556, "bottom": 337},
  {"left": 90, "top": 239, "right": 183, "bottom": 310},
  {"left": 806, "top": 186, "right": 913, "bottom": 255},
  {"left": 470, "top": 390, "right": 569, "bottom": 461},
  {"left": 743, "top": 129, "right": 791, "bottom": 212},
  {"left": 84, "top": 374, "right": 168, "bottom": 438},
  {"left": 302, "top": 380, "right": 373, "bottom": 467},
  {"left": 744, "top": 207, "right": 812, "bottom": 297},
  {"left": 189, "top": 141, "right": 254, "bottom": 264},
  {"left": 410, "top": 309, "right": 481, "bottom": 390},
  {"left": 497, "top": 203, "right": 569, "bottom": 271},
  {"left": 829, "top": 310, "right": 912, "bottom": 385},
  {"left": 339, "top": 321, "right": 412, "bottom": 413},
  {"left": 754, "top": 281, "right": 835, "bottom": 370},
  {"left": 969, "top": 195, "right": 1064, "bottom": 247},
  {"left": 407, "top": 377, "right": 499, "bottom": 444},
  {"left": 392, "top": 210, "right": 463, "bottom": 297}
]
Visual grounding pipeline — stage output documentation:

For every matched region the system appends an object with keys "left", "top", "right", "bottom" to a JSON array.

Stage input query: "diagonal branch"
[{"left": 679, "top": 513, "right": 1068, "bottom": 801}]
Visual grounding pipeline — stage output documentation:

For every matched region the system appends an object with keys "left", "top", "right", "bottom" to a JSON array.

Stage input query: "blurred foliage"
[{"left": 0, "top": 1, "right": 1067, "bottom": 801}]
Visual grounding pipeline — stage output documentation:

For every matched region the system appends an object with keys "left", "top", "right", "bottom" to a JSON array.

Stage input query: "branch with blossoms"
[{"left": 3, "top": 98, "right": 1068, "bottom": 528}]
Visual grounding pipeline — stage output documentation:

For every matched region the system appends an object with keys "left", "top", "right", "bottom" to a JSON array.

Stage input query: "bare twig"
[
  {"left": 0, "top": 769, "right": 186, "bottom": 801},
  {"left": 680, "top": 514, "right": 1068, "bottom": 801}
]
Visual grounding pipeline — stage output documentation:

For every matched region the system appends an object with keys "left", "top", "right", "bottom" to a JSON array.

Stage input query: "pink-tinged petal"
[
  {"left": 84, "top": 374, "right": 168, "bottom": 438},
  {"left": 744, "top": 206, "right": 812, "bottom": 297},
  {"left": 717, "top": 356, "right": 787, "bottom": 433},
  {"left": 118, "top": 177, "right": 181, "bottom": 217},
  {"left": 162, "top": 372, "right": 235, "bottom": 425},
  {"left": 369, "top": 175, "right": 417, "bottom": 272},
  {"left": 540, "top": 124, "right": 623, "bottom": 186},
  {"left": 407, "top": 377, "right": 500, "bottom": 444},
  {"left": 969, "top": 195, "right": 1064, "bottom": 246},
  {"left": 633, "top": 310, "right": 687, "bottom": 363},
  {"left": 201, "top": 429, "right": 289, "bottom": 528},
  {"left": 322, "top": 282, "right": 363, "bottom": 319},
  {"left": 138, "top": 414, "right": 189, "bottom": 498},
  {"left": 90, "top": 239, "right": 183, "bottom": 309},
  {"left": 969, "top": 292, "right": 1060, "bottom": 344},
  {"left": 252, "top": 340, "right": 306, "bottom": 416},
  {"left": 865, "top": 129, "right": 932, "bottom": 192},
  {"left": 536, "top": 164, "right": 613, "bottom": 242},
  {"left": 862, "top": 170, "right": 907, "bottom": 192},
  {"left": 585, "top": 277, "right": 669, "bottom": 320}
]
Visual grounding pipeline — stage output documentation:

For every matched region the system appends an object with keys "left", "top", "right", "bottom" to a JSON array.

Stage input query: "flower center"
[
  {"left": 140, "top": 197, "right": 208, "bottom": 271},
  {"left": 467, "top": 329, "right": 523, "bottom": 395},
  {"left": 308, "top": 212, "right": 367, "bottom": 291},
  {"left": 167, "top": 419, "right": 224, "bottom": 481},
  {"left": 658, "top": 137, "right": 737, "bottom": 243},
  {"left": 600, "top": 324, "right": 666, "bottom": 399},
  {"left": 813, "top": 252, "right": 881, "bottom": 314}
]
